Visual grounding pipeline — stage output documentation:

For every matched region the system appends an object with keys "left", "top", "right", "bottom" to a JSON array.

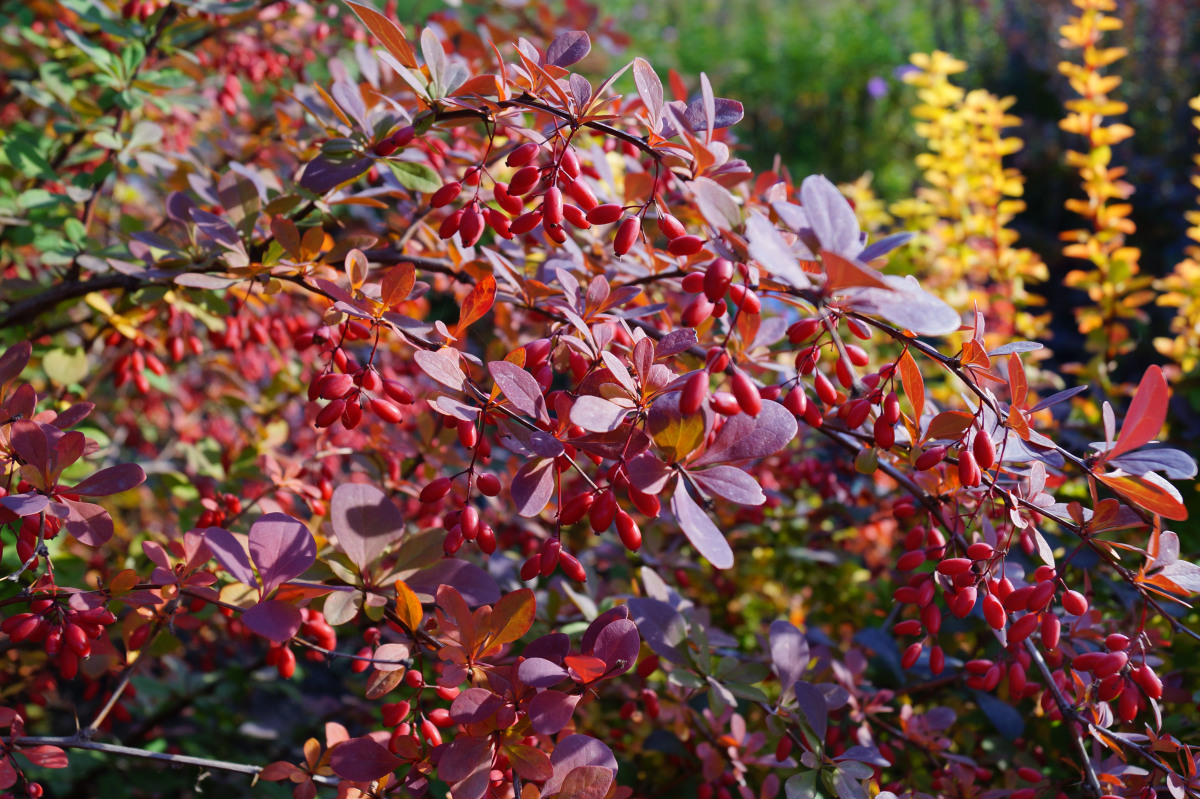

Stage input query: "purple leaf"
[
  {"left": 489, "top": 361, "right": 549, "bottom": 424},
  {"left": 799, "top": 175, "right": 860, "bottom": 257},
  {"left": 794, "top": 681, "right": 828, "bottom": 742},
  {"left": 570, "top": 395, "right": 630, "bottom": 433},
  {"left": 8, "top": 420, "right": 48, "bottom": 476},
  {"left": 590, "top": 619, "right": 639, "bottom": 676},
  {"left": 632, "top": 58, "right": 663, "bottom": 128},
  {"left": 329, "top": 737, "right": 403, "bottom": 783},
  {"left": 672, "top": 482, "right": 733, "bottom": 569},
  {"left": 690, "top": 465, "right": 766, "bottom": 506},
  {"left": 518, "top": 658, "right": 570, "bottom": 688},
  {"left": 450, "top": 688, "right": 505, "bottom": 724},
  {"left": 987, "top": 341, "right": 1044, "bottom": 357},
  {"left": 557, "top": 766, "right": 614, "bottom": 799},
  {"left": 653, "top": 329, "right": 697, "bottom": 359},
  {"left": 692, "top": 400, "right": 796, "bottom": 467},
  {"left": 50, "top": 402, "right": 93, "bottom": 430},
  {"left": 242, "top": 599, "right": 303, "bottom": 643},
  {"left": 859, "top": 232, "right": 914, "bottom": 262},
  {"left": 330, "top": 483, "right": 405, "bottom": 572},
  {"left": 511, "top": 458, "right": 555, "bottom": 517},
  {"left": 203, "top": 527, "right": 258, "bottom": 588},
  {"left": 1111, "top": 448, "right": 1198, "bottom": 480},
  {"left": 439, "top": 735, "right": 491, "bottom": 799},
  {"left": 248, "top": 513, "right": 316, "bottom": 597},
  {"left": 298, "top": 156, "right": 372, "bottom": 194},
  {"left": 746, "top": 210, "right": 811, "bottom": 289},
  {"left": 528, "top": 691, "right": 581, "bottom": 735},
  {"left": 769, "top": 620, "right": 810, "bottom": 699},
  {"left": 580, "top": 605, "right": 631, "bottom": 655},
  {"left": 545, "top": 31, "right": 591, "bottom": 67},
  {"left": 840, "top": 275, "right": 961, "bottom": 337},
  {"left": 0, "top": 493, "right": 49, "bottom": 517},
  {"left": 405, "top": 559, "right": 500, "bottom": 606},
  {"left": 540, "top": 735, "right": 616, "bottom": 798},
  {"left": 627, "top": 453, "right": 674, "bottom": 494},
  {"left": 413, "top": 348, "right": 465, "bottom": 391},
  {"left": 62, "top": 498, "right": 113, "bottom": 547},
  {"left": 626, "top": 597, "right": 687, "bottom": 664},
  {"left": 523, "top": 632, "right": 570, "bottom": 664},
  {"left": 69, "top": 463, "right": 146, "bottom": 497},
  {"left": 0, "top": 341, "right": 32, "bottom": 389},
  {"left": 1028, "top": 385, "right": 1087, "bottom": 413}
]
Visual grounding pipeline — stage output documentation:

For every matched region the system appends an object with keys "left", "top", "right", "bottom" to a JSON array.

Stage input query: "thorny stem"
[{"left": 2, "top": 735, "right": 338, "bottom": 785}]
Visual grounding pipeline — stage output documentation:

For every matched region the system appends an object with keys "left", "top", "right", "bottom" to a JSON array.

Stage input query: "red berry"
[
  {"left": 586, "top": 204, "right": 624, "bottom": 225},
  {"left": 681, "top": 371, "right": 709, "bottom": 415},
  {"left": 613, "top": 216, "right": 641, "bottom": 256},
  {"left": 731, "top": 371, "right": 762, "bottom": 416},
  {"left": 431, "top": 181, "right": 462, "bottom": 208}
]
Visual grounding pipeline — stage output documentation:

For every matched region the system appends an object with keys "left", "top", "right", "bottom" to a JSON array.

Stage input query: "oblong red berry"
[
  {"left": 666, "top": 235, "right": 704, "bottom": 257},
  {"left": 659, "top": 213, "right": 686, "bottom": 240},
  {"left": 431, "top": 181, "right": 462, "bottom": 208},
  {"left": 681, "top": 371, "right": 709, "bottom": 415},
  {"left": 586, "top": 203, "right": 624, "bottom": 225},
  {"left": 506, "top": 142, "right": 540, "bottom": 167},
  {"left": 613, "top": 216, "right": 641, "bottom": 256},
  {"left": 731, "top": 371, "right": 762, "bottom": 416}
]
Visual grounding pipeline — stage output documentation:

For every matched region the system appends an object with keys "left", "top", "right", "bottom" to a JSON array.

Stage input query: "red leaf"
[
  {"left": 259, "top": 761, "right": 304, "bottom": 781},
  {"left": 69, "top": 463, "right": 146, "bottom": 497},
  {"left": 564, "top": 654, "right": 608, "bottom": 684},
  {"left": 329, "top": 737, "right": 403, "bottom": 783},
  {"left": 439, "top": 735, "right": 492, "bottom": 799},
  {"left": 1108, "top": 366, "right": 1169, "bottom": 460},
  {"left": 1097, "top": 471, "right": 1187, "bottom": 521},
  {"left": 19, "top": 745, "right": 69, "bottom": 768},
  {"left": 345, "top": 1, "right": 417, "bottom": 68}
]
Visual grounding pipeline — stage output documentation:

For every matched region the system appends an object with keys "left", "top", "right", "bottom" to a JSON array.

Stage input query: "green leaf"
[
  {"left": 385, "top": 161, "right": 442, "bottom": 193},
  {"left": 3, "top": 138, "right": 54, "bottom": 180},
  {"left": 43, "top": 347, "right": 89, "bottom": 386},
  {"left": 785, "top": 772, "right": 819, "bottom": 799}
]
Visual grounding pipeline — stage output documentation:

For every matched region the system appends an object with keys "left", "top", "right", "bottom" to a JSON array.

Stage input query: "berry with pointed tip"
[
  {"left": 506, "top": 142, "right": 540, "bottom": 167},
  {"left": 616, "top": 510, "right": 642, "bottom": 551},
  {"left": 586, "top": 204, "right": 624, "bottom": 225},
  {"left": 681, "top": 371, "right": 709, "bottom": 415},
  {"left": 431, "top": 181, "right": 462, "bottom": 208},
  {"left": 731, "top": 371, "right": 762, "bottom": 416},
  {"left": 614, "top": 216, "right": 641, "bottom": 256}
]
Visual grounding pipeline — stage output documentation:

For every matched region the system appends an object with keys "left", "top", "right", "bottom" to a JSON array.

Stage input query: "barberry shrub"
[{"left": 1, "top": 1, "right": 1199, "bottom": 798}]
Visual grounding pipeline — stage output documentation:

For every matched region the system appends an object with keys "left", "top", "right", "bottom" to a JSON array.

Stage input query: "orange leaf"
[
  {"left": 1008, "top": 352, "right": 1027, "bottom": 408},
  {"left": 821, "top": 250, "right": 890, "bottom": 292},
  {"left": 394, "top": 580, "right": 423, "bottom": 632},
  {"left": 489, "top": 587, "right": 535, "bottom": 647},
  {"left": 1097, "top": 471, "right": 1187, "bottom": 521},
  {"left": 925, "top": 411, "right": 974, "bottom": 443},
  {"left": 898, "top": 349, "right": 924, "bottom": 422},
  {"left": 381, "top": 264, "right": 415, "bottom": 308},
  {"left": 451, "top": 74, "right": 501, "bottom": 98},
  {"left": 345, "top": 1, "right": 417, "bottom": 68},
  {"left": 1107, "top": 366, "right": 1168, "bottom": 460},
  {"left": 108, "top": 568, "right": 140, "bottom": 596},
  {"left": 454, "top": 274, "right": 496, "bottom": 338}
]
